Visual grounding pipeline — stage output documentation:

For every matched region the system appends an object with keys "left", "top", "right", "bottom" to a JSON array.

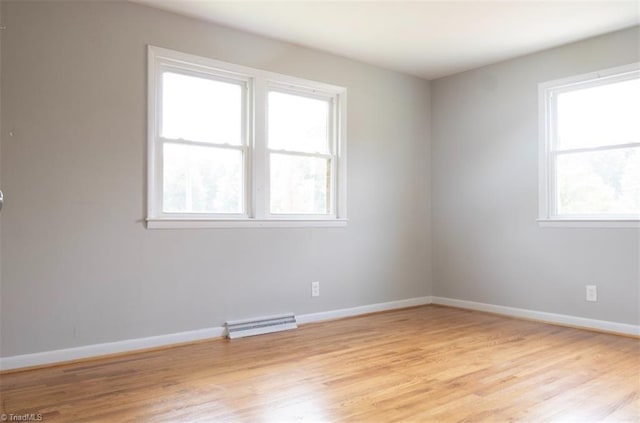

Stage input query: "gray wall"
[
  {"left": 0, "top": 1, "right": 3, "bottom": 333},
  {"left": 0, "top": 1, "right": 431, "bottom": 357},
  {"left": 432, "top": 27, "right": 640, "bottom": 325},
  {"left": 2, "top": 1, "right": 636, "bottom": 360}
]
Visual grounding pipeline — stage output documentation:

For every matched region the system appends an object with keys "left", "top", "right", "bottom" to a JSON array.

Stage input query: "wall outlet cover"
[{"left": 586, "top": 285, "right": 597, "bottom": 302}]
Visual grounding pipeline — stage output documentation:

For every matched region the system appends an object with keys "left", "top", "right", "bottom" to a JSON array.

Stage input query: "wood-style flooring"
[{"left": 1, "top": 305, "right": 639, "bottom": 422}]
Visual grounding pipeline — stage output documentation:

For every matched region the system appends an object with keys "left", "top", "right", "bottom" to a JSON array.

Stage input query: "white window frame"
[
  {"left": 538, "top": 62, "right": 640, "bottom": 228},
  {"left": 147, "top": 46, "right": 347, "bottom": 229}
]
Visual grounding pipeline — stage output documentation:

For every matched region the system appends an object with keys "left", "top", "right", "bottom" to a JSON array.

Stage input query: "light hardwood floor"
[{"left": 1, "top": 305, "right": 638, "bottom": 422}]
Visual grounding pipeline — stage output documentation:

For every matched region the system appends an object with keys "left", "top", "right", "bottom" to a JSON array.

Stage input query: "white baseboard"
[
  {"left": 297, "top": 296, "right": 433, "bottom": 324},
  {"left": 432, "top": 296, "right": 640, "bottom": 337},
  {"left": 0, "top": 327, "right": 225, "bottom": 372},
  {"left": 0, "top": 296, "right": 433, "bottom": 371},
  {"left": 3, "top": 295, "right": 634, "bottom": 371}
]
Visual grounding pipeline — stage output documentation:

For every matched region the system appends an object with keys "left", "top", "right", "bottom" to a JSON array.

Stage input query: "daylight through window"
[{"left": 147, "top": 46, "right": 347, "bottom": 228}]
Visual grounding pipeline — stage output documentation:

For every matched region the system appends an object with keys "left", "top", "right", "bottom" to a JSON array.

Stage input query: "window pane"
[
  {"left": 163, "top": 143, "right": 243, "bottom": 213},
  {"left": 268, "top": 91, "right": 330, "bottom": 154},
  {"left": 162, "top": 72, "right": 243, "bottom": 145},
  {"left": 556, "top": 78, "right": 640, "bottom": 150},
  {"left": 557, "top": 147, "right": 640, "bottom": 215},
  {"left": 270, "top": 153, "right": 330, "bottom": 214}
]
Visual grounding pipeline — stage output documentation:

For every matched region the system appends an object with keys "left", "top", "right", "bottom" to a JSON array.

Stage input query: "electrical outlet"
[
  {"left": 586, "top": 285, "right": 597, "bottom": 302},
  {"left": 311, "top": 281, "right": 320, "bottom": 297}
]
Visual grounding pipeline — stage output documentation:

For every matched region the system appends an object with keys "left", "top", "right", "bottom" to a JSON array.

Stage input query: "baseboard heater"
[{"left": 225, "top": 313, "right": 298, "bottom": 339}]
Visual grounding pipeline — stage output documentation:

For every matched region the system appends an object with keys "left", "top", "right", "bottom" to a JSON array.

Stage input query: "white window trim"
[
  {"left": 538, "top": 62, "right": 640, "bottom": 229},
  {"left": 147, "top": 46, "right": 348, "bottom": 229}
]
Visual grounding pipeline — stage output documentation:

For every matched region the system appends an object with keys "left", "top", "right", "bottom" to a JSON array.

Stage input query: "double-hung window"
[
  {"left": 538, "top": 63, "right": 640, "bottom": 227},
  {"left": 147, "top": 46, "right": 347, "bottom": 228}
]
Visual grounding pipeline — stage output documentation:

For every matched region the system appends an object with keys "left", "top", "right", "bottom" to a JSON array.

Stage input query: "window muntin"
[
  {"left": 147, "top": 46, "right": 347, "bottom": 227},
  {"left": 540, "top": 64, "right": 640, "bottom": 222}
]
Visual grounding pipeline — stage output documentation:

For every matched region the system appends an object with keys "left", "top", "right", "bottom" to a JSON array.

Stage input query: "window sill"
[
  {"left": 146, "top": 218, "right": 349, "bottom": 229},
  {"left": 537, "top": 219, "right": 640, "bottom": 228}
]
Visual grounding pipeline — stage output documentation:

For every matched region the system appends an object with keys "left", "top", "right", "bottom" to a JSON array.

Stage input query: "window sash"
[
  {"left": 266, "top": 86, "right": 336, "bottom": 156},
  {"left": 548, "top": 74, "right": 639, "bottom": 154},
  {"left": 158, "top": 139, "right": 249, "bottom": 218},
  {"left": 548, "top": 145, "right": 640, "bottom": 219},
  {"left": 158, "top": 68, "right": 249, "bottom": 147},
  {"left": 266, "top": 151, "right": 335, "bottom": 217}
]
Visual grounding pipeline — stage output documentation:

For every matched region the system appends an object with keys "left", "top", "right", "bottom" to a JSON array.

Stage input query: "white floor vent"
[{"left": 225, "top": 313, "right": 297, "bottom": 339}]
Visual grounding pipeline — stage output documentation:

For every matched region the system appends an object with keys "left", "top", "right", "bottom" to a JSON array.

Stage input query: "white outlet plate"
[
  {"left": 586, "top": 285, "right": 597, "bottom": 302},
  {"left": 311, "top": 281, "right": 320, "bottom": 297}
]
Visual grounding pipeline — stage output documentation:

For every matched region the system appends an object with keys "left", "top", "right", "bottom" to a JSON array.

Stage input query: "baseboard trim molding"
[
  {"left": 297, "top": 296, "right": 433, "bottom": 324},
  {"left": 431, "top": 296, "right": 640, "bottom": 337},
  {"left": 5, "top": 295, "right": 632, "bottom": 371},
  {"left": 0, "top": 296, "right": 433, "bottom": 372},
  {"left": 0, "top": 327, "right": 226, "bottom": 372}
]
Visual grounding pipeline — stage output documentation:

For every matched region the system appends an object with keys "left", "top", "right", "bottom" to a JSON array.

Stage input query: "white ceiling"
[{"left": 133, "top": 0, "right": 640, "bottom": 80}]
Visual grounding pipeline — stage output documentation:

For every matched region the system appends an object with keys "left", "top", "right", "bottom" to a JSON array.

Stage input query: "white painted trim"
[
  {"left": 538, "top": 77, "right": 551, "bottom": 220},
  {"left": 432, "top": 296, "right": 640, "bottom": 337},
  {"left": 537, "top": 219, "right": 640, "bottom": 228},
  {"left": 0, "top": 296, "right": 431, "bottom": 371},
  {"left": 296, "top": 296, "right": 433, "bottom": 324},
  {"left": 4, "top": 295, "right": 634, "bottom": 371},
  {"left": 150, "top": 46, "right": 346, "bottom": 94},
  {"left": 146, "top": 218, "right": 348, "bottom": 229},
  {"left": 4, "top": 295, "right": 635, "bottom": 371},
  {"left": 539, "top": 62, "right": 640, "bottom": 92},
  {"left": 0, "top": 327, "right": 225, "bottom": 372}
]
